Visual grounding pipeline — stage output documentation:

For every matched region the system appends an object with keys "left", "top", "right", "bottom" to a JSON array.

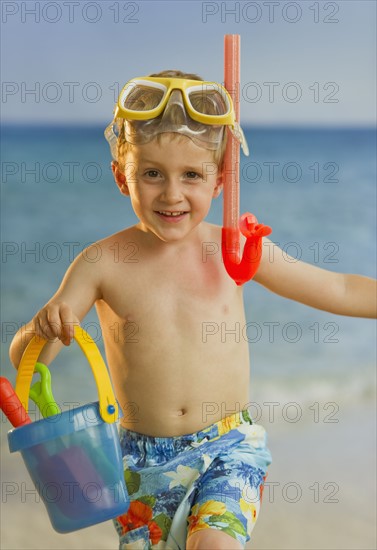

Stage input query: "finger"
[
  {"left": 45, "top": 306, "right": 66, "bottom": 341},
  {"left": 35, "top": 315, "right": 57, "bottom": 342},
  {"left": 59, "top": 304, "right": 76, "bottom": 344}
]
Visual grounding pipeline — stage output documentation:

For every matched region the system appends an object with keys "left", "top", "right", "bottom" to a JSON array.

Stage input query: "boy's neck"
[{"left": 135, "top": 221, "right": 210, "bottom": 252}]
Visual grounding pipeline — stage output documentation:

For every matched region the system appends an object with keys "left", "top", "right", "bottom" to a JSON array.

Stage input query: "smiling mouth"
[{"left": 156, "top": 211, "right": 188, "bottom": 217}]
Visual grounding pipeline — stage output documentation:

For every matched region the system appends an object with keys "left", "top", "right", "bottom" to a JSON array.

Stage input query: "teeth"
[{"left": 158, "top": 211, "right": 185, "bottom": 217}]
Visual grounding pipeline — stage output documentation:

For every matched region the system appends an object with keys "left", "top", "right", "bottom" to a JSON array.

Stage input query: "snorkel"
[{"left": 222, "top": 34, "right": 272, "bottom": 285}]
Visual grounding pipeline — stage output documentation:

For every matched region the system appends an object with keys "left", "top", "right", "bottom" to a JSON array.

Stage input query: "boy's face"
[{"left": 112, "top": 134, "right": 223, "bottom": 243}]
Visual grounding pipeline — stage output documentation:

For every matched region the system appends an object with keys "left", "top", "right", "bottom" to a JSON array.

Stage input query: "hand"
[{"left": 32, "top": 302, "right": 79, "bottom": 346}]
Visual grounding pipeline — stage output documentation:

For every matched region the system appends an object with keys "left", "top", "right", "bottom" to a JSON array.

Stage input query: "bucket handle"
[{"left": 15, "top": 326, "right": 119, "bottom": 424}]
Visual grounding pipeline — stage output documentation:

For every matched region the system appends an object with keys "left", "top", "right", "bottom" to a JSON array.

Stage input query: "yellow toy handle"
[{"left": 15, "top": 326, "right": 118, "bottom": 423}]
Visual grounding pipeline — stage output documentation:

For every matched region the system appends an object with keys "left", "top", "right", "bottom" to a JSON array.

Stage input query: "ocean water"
[{"left": 1, "top": 125, "right": 376, "bottom": 412}]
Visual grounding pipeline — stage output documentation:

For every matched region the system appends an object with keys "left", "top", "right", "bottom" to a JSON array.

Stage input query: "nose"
[{"left": 160, "top": 179, "right": 184, "bottom": 204}]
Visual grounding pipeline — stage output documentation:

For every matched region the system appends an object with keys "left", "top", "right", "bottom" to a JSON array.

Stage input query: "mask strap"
[
  {"left": 104, "top": 122, "right": 118, "bottom": 161},
  {"left": 230, "top": 122, "right": 249, "bottom": 157}
]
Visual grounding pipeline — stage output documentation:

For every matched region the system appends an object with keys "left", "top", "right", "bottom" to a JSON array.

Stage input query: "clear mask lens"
[
  {"left": 187, "top": 87, "right": 229, "bottom": 116},
  {"left": 121, "top": 82, "right": 166, "bottom": 112},
  {"left": 123, "top": 90, "right": 225, "bottom": 151}
]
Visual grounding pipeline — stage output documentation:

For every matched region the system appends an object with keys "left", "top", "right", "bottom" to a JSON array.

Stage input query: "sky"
[{"left": 1, "top": 0, "right": 376, "bottom": 126}]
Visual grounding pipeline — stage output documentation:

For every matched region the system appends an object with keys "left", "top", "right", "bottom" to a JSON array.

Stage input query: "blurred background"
[{"left": 1, "top": 1, "right": 376, "bottom": 549}]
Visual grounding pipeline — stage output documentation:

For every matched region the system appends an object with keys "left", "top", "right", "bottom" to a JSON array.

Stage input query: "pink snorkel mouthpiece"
[{"left": 222, "top": 35, "right": 272, "bottom": 285}]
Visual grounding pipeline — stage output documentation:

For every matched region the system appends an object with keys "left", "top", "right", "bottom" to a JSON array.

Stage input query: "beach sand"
[{"left": 1, "top": 400, "right": 375, "bottom": 550}]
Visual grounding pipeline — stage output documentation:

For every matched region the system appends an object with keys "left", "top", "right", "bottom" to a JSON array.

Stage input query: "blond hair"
[{"left": 116, "top": 70, "right": 227, "bottom": 172}]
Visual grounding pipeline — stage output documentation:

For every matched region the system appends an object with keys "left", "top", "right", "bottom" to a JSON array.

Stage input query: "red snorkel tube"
[{"left": 222, "top": 35, "right": 272, "bottom": 285}]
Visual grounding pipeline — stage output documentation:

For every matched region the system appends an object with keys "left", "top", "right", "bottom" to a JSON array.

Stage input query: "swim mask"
[{"left": 104, "top": 76, "right": 249, "bottom": 159}]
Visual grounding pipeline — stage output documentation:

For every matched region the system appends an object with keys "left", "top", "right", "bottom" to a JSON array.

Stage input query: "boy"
[{"left": 9, "top": 70, "right": 376, "bottom": 550}]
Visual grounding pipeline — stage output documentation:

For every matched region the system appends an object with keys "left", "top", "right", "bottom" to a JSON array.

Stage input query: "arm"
[
  {"left": 253, "top": 238, "right": 377, "bottom": 318},
  {"left": 9, "top": 245, "right": 102, "bottom": 368}
]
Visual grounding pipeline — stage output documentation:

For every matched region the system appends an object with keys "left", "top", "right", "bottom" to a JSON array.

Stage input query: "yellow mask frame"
[{"left": 114, "top": 76, "right": 236, "bottom": 126}]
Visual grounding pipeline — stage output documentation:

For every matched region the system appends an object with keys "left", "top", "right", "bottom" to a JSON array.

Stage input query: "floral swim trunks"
[{"left": 113, "top": 409, "right": 272, "bottom": 549}]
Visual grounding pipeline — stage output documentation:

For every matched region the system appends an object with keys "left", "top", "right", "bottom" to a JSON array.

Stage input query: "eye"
[
  {"left": 185, "top": 171, "right": 201, "bottom": 180},
  {"left": 144, "top": 170, "right": 160, "bottom": 178}
]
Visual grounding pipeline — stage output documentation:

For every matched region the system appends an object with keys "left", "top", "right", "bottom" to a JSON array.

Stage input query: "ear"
[
  {"left": 112, "top": 161, "right": 130, "bottom": 196},
  {"left": 212, "top": 172, "right": 223, "bottom": 199}
]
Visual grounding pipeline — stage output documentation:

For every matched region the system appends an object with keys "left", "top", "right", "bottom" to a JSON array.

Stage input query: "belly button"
[{"left": 177, "top": 409, "right": 186, "bottom": 416}]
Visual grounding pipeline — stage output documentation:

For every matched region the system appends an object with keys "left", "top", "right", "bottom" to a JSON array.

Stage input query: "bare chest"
[{"left": 99, "top": 250, "right": 238, "bottom": 326}]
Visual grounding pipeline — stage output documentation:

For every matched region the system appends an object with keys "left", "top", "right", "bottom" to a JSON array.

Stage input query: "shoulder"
[
  {"left": 201, "top": 222, "right": 222, "bottom": 242},
  {"left": 200, "top": 222, "right": 250, "bottom": 257},
  {"left": 65, "top": 226, "right": 139, "bottom": 280},
  {"left": 83, "top": 226, "right": 140, "bottom": 259},
  {"left": 199, "top": 222, "right": 223, "bottom": 260}
]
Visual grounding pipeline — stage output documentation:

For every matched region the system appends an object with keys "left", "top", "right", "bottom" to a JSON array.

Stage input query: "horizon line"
[{"left": 2, "top": 121, "right": 376, "bottom": 131}]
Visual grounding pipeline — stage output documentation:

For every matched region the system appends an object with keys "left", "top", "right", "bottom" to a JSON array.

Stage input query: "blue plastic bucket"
[
  {"left": 8, "top": 327, "right": 130, "bottom": 533},
  {"left": 8, "top": 401, "right": 129, "bottom": 533}
]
